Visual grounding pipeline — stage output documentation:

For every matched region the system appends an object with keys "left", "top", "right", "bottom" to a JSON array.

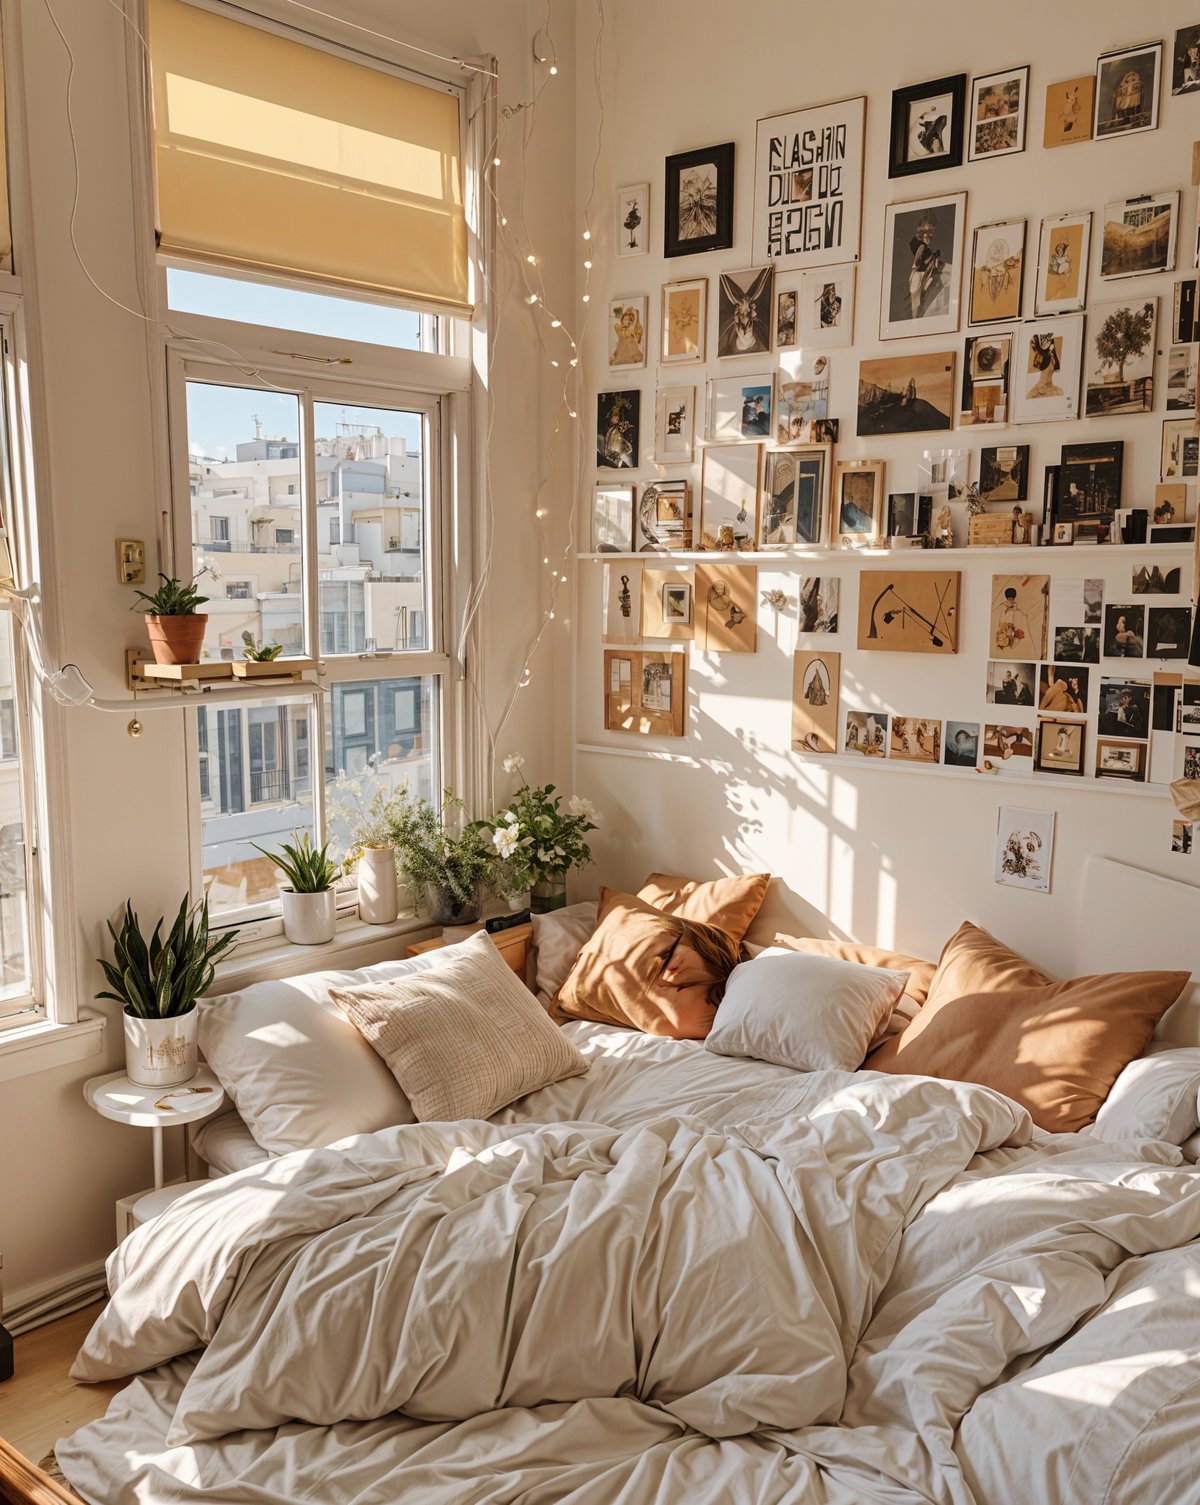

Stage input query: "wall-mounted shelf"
[
  {"left": 125, "top": 650, "right": 319, "bottom": 695},
  {"left": 578, "top": 542, "right": 1196, "bottom": 564}
]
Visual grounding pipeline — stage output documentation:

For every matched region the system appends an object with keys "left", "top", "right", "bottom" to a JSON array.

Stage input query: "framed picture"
[
  {"left": 607, "top": 295, "right": 647, "bottom": 370},
  {"left": 1098, "top": 677, "right": 1150, "bottom": 736},
  {"left": 717, "top": 267, "right": 774, "bottom": 358},
  {"left": 968, "top": 65, "right": 1029, "bottom": 161},
  {"left": 1102, "top": 603, "right": 1145, "bottom": 659},
  {"left": 798, "top": 575, "right": 840, "bottom": 631},
  {"left": 615, "top": 183, "right": 649, "bottom": 257},
  {"left": 636, "top": 480, "right": 692, "bottom": 552},
  {"left": 1172, "top": 277, "right": 1198, "bottom": 341},
  {"left": 603, "top": 649, "right": 686, "bottom": 738},
  {"left": 994, "top": 806, "right": 1055, "bottom": 892},
  {"left": 1132, "top": 560, "right": 1182, "bottom": 595},
  {"left": 1161, "top": 418, "right": 1200, "bottom": 480},
  {"left": 775, "top": 288, "right": 798, "bottom": 349},
  {"left": 792, "top": 650, "right": 840, "bottom": 754},
  {"left": 990, "top": 573, "right": 1050, "bottom": 660},
  {"left": 918, "top": 447, "right": 969, "bottom": 501},
  {"left": 832, "top": 460, "right": 885, "bottom": 548},
  {"left": 944, "top": 720, "right": 980, "bottom": 766},
  {"left": 1009, "top": 316, "right": 1084, "bottom": 426},
  {"left": 1058, "top": 439, "right": 1124, "bottom": 535},
  {"left": 891, "top": 718, "right": 942, "bottom": 763},
  {"left": 1053, "top": 623, "right": 1100, "bottom": 661},
  {"left": 1095, "top": 41, "right": 1162, "bottom": 140},
  {"left": 879, "top": 192, "right": 965, "bottom": 340},
  {"left": 664, "top": 143, "right": 734, "bottom": 258},
  {"left": 1043, "top": 75, "right": 1095, "bottom": 147},
  {"left": 699, "top": 443, "right": 761, "bottom": 550},
  {"left": 1053, "top": 521, "right": 1075, "bottom": 545},
  {"left": 857, "top": 570, "right": 959, "bottom": 654},
  {"left": 857, "top": 351, "right": 955, "bottom": 436},
  {"left": 980, "top": 444, "right": 1029, "bottom": 502},
  {"left": 1084, "top": 297, "right": 1156, "bottom": 416},
  {"left": 694, "top": 562, "right": 758, "bottom": 653},
  {"left": 799, "top": 266, "right": 855, "bottom": 348},
  {"left": 596, "top": 390, "right": 641, "bottom": 469},
  {"left": 1165, "top": 344, "right": 1198, "bottom": 411},
  {"left": 1094, "top": 738, "right": 1146, "bottom": 782},
  {"left": 1101, "top": 192, "right": 1178, "bottom": 280},
  {"left": 761, "top": 445, "right": 830, "bottom": 548},
  {"left": 660, "top": 278, "right": 706, "bottom": 364},
  {"left": 708, "top": 374, "right": 773, "bottom": 442},
  {"left": 1039, "top": 663, "right": 1089, "bottom": 712},
  {"left": 774, "top": 356, "right": 831, "bottom": 444},
  {"left": 887, "top": 492, "right": 932, "bottom": 538},
  {"left": 1154, "top": 482, "right": 1190, "bottom": 524},
  {"left": 591, "top": 483, "right": 635, "bottom": 553},
  {"left": 661, "top": 582, "right": 692, "bottom": 628},
  {"left": 653, "top": 386, "right": 695, "bottom": 464},
  {"left": 888, "top": 74, "right": 966, "bottom": 177},
  {"left": 968, "top": 219, "right": 1024, "bottom": 323},
  {"left": 1034, "top": 211, "right": 1091, "bottom": 314},
  {"left": 602, "top": 561, "right": 641, "bottom": 644},
  {"left": 1147, "top": 605, "right": 1192, "bottom": 658},
  {"left": 844, "top": 711, "right": 890, "bottom": 757},
  {"left": 1172, "top": 24, "right": 1200, "bottom": 95},
  {"left": 960, "top": 332, "right": 1011, "bottom": 426},
  {"left": 752, "top": 97, "right": 865, "bottom": 268},
  {"left": 640, "top": 566, "right": 694, "bottom": 641},
  {"left": 1035, "top": 718, "right": 1085, "bottom": 776}
]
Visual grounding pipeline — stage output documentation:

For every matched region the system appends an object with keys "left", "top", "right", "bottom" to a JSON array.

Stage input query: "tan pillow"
[
  {"left": 331, "top": 931, "right": 588, "bottom": 1122},
  {"left": 637, "top": 871, "right": 770, "bottom": 942},
  {"left": 768, "top": 934, "right": 936, "bottom": 1006},
  {"left": 867, "top": 921, "right": 1189, "bottom": 1132},
  {"left": 555, "top": 888, "right": 720, "bottom": 1038}
]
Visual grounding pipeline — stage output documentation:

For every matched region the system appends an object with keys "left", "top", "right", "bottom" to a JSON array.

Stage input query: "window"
[
  {"left": 225, "top": 580, "right": 251, "bottom": 600},
  {"left": 210, "top": 515, "right": 230, "bottom": 544}
]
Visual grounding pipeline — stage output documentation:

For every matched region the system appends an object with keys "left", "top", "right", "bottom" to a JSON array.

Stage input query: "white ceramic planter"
[
  {"left": 357, "top": 846, "right": 399, "bottom": 925},
  {"left": 124, "top": 1008, "right": 198, "bottom": 1088},
  {"left": 280, "top": 887, "right": 337, "bottom": 945}
]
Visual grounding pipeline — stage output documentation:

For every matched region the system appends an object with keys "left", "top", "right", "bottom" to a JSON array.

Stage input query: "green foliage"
[
  {"left": 96, "top": 896, "right": 236, "bottom": 1019},
  {"left": 1094, "top": 304, "right": 1153, "bottom": 381},
  {"left": 384, "top": 787, "right": 497, "bottom": 904},
  {"left": 241, "top": 631, "right": 285, "bottom": 662},
  {"left": 252, "top": 831, "right": 339, "bottom": 893},
  {"left": 132, "top": 573, "right": 209, "bottom": 617},
  {"left": 478, "top": 757, "right": 599, "bottom": 895}
]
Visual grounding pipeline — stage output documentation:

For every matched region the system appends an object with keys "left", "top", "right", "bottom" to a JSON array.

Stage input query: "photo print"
[
  {"left": 1186, "top": 745, "right": 1200, "bottom": 781},
  {"left": 1132, "top": 562, "right": 1183, "bottom": 596},
  {"left": 888, "top": 74, "right": 967, "bottom": 176},
  {"left": 775, "top": 356, "right": 831, "bottom": 443},
  {"left": 1053, "top": 625, "right": 1100, "bottom": 664},
  {"left": 1095, "top": 738, "right": 1146, "bottom": 782},
  {"left": 979, "top": 444, "right": 1029, "bottom": 502},
  {"left": 1172, "top": 24, "right": 1200, "bottom": 95},
  {"left": 699, "top": 444, "right": 761, "bottom": 551},
  {"left": 775, "top": 288, "right": 798, "bottom": 349},
  {"left": 1147, "top": 606, "right": 1192, "bottom": 658},
  {"left": 1095, "top": 41, "right": 1162, "bottom": 139},
  {"left": 1034, "top": 212, "right": 1091, "bottom": 314},
  {"left": 1100, "top": 192, "right": 1178, "bottom": 280},
  {"left": 1171, "top": 821, "right": 1193, "bottom": 852},
  {"left": 1035, "top": 718, "right": 1085, "bottom": 777},
  {"left": 968, "top": 66, "right": 1029, "bottom": 161},
  {"left": 797, "top": 575, "right": 839, "bottom": 633},
  {"left": 636, "top": 480, "right": 692, "bottom": 552},
  {"left": 791, "top": 649, "right": 840, "bottom": 754},
  {"left": 708, "top": 374, "right": 773, "bottom": 442},
  {"left": 1165, "top": 344, "right": 1198, "bottom": 411},
  {"left": 1052, "top": 575, "right": 1105, "bottom": 626},
  {"left": 602, "top": 561, "right": 642, "bottom": 644},
  {"left": 1172, "top": 277, "right": 1199, "bottom": 341},
  {"left": 918, "top": 446, "right": 970, "bottom": 501},
  {"left": 591, "top": 482, "right": 635, "bottom": 552},
  {"left": 1153, "top": 484, "right": 1189, "bottom": 524},
  {"left": 1161, "top": 418, "right": 1200, "bottom": 480},
  {"left": 960, "top": 332, "right": 1011, "bottom": 425},
  {"left": 1057, "top": 439, "right": 1124, "bottom": 537},
  {"left": 1103, "top": 603, "right": 1146, "bottom": 659},
  {"left": 887, "top": 491, "right": 933, "bottom": 538},
  {"left": 596, "top": 390, "right": 640, "bottom": 469},
  {"left": 994, "top": 805, "right": 1055, "bottom": 893},
  {"left": 844, "top": 710, "right": 889, "bottom": 757},
  {"left": 717, "top": 267, "right": 774, "bottom": 358},
  {"left": 982, "top": 724, "right": 1035, "bottom": 776},
  {"left": 1098, "top": 677, "right": 1151, "bottom": 738},
  {"left": 833, "top": 460, "right": 885, "bottom": 547},
  {"left": 1039, "top": 663, "right": 1089, "bottom": 713},
  {"left": 986, "top": 660, "right": 1036, "bottom": 707},
  {"left": 1010, "top": 316, "right": 1084, "bottom": 424},
  {"left": 858, "top": 351, "right": 955, "bottom": 436},
  {"left": 616, "top": 182, "right": 649, "bottom": 257},
  {"left": 799, "top": 266, "right": 856, "bottom": 348},
  {"left": 660, "top": 278, "right": 707, "bottom": 364},
  {"left": 944, "top": 720, "right": 980, "bottom": 767},
  {"left": 653, "top": 386, "right": 695, "bottom": 464},
  {"left": 607, "top": 296, "right": 647, "bottom": 369},
  {"left": 603, "top": 649, "right": 686, "bottom": 738},
  {"left": 695, "top": 562, "right": 758, "bottom": 653},
  {"left": 990, "top": 574, "right": 1050, "bottom": 660},
  {"left": 857, "top": 569, "right": 959, "bottom": 654},
  {"left": 753, "top": 98, "right": 865, "bottom": 268},
  {"left": 891, "top": 718, "right": 942, "bottom": 763},
  {"left": 761, "top": 447, "right": 829, "bottom": 548},
  {"left": 1043, "top": 75, "right": 1095, "bottom": 147},
  {"left": 640, "top": 566, "right": 694, "bottom": 642},
  {"left": 880, "top": 192, "right": 966, "bottom": 339},
  {"left": 664, "top": 143, "right": 734, "bottom": 258},
  {"left": 1084, "top": 297, "right": 1156, "bottom": 415}
]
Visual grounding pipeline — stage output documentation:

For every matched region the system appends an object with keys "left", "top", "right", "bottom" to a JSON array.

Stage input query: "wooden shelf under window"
[{"left": 125, "top": 651, "right": 319, "bottom": 694}]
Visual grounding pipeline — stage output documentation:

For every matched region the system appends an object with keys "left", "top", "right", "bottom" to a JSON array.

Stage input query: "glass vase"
[
  {"left": 529, "top": 877, "right": 568, "bottom": 914},
  {"left": 423, "top": 881, "right": 484, "bottom": 926}
]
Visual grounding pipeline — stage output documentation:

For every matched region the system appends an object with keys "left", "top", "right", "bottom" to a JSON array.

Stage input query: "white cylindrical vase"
[
  {"left": 357, "top": 846, "right": 399, "bottom": 925},
  {"left": 280, "top": 888, "right": 337, "bottom": 945},
  {"left": 124, "top": 1008, "right": 198, "bottom": 1088}
]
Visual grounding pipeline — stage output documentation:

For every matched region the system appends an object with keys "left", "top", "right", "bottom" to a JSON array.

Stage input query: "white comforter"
[{"left": 59, "top": 1030, "right": 1200, "bottom": 1505}]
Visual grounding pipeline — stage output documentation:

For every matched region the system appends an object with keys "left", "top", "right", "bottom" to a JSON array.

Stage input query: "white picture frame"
[
  {"left": 615, "top": 182, "right": 649, "bottom": 257},
  {"left": 707, "top": 374, "right": 774, "bottom": 442},
  {"left": 1034, "top": 211, "right": 1092, "bottom": 315},
  {"left": 606, "top": 294, "right": 648, "bottom": 370},
  {"left": 799, "top": 266, "right": 855, "bottom": 348},
  {"left": 699, "top": 444, "right": 762, "bottom": 551},
  {"left": 591, "top": 482, "right": 635, "bottom": 553},
  {"left": 752, "top": 96, "right": 866, "bottom": 270},
  {"left": 879, "top": 191, "right": 966, "bottom": 340},
  {"left": 1009, "top": 315, "right": 1085, "bottom": 425},
  {"left": 653, "top": 386, "right": 695, "bottom": 464}
]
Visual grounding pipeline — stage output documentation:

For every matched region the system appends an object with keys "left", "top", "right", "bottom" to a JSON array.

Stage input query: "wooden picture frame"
[
  {"left": 888, "top": 74, "right": 967, "bottom": 177},
  {"left": 664, "top": 143, "right": 735, "bottom": 258},
  {"left": 831, "top": 459, "right": 885, "bottom": 547},
  {"left": 856, "top": 569, "right": 960, "bottom": 654},
  {"left": 603, "top": 649, "right": 687, "bottom": 737},
  {"left": 660, "top": 278, "right": 707, "bottom": 364}
]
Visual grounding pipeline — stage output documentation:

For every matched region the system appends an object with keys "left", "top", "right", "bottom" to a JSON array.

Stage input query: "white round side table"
[{"left": 83, "top": 1066, "right": 225, "bottom": 1188}]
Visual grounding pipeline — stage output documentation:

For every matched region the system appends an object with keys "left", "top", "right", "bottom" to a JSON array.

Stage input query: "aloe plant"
[
  {"left": 252, "top": 831, "right": 339, "bottom": 893},
  {"left": 241, "top": 631, "right": 284, "bottom": 662},
  {"left": 132, "top": 573, "right": 209, "bottom": 616},
  {"left": 96, "top": 897, "right": 236, "bottom": 1019}
]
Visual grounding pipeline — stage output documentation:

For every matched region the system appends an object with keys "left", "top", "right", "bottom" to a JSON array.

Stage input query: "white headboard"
[{"left": 1077, "top": 856, "right": 1200, "bottom": 1046}]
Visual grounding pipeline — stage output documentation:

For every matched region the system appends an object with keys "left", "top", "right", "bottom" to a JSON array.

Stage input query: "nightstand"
[
  {"left": 407, "top": 922, "right": 533, "bottom": 983},
  {"left": 84, "top": 1067, "right": 224, "bottom": 1193}
]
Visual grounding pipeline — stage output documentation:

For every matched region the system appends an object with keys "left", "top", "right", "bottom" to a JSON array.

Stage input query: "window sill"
[
  {"left": 0, "top": 1010, "right": 107, "bottom": 1083},
  {"left": 209, "top": 910, "right": 437, "bottom": 993}
]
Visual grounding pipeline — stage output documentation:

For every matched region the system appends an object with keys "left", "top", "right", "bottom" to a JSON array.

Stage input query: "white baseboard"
[{"left": 4, "top": 1259, "right": 108, "bottom": 1337}]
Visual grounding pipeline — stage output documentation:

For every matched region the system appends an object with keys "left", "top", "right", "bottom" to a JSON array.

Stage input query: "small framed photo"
[
  {"left": 888, "top": 74, "right": 966, "bottom": 177},
  {"left": 1171, "top": 24, "right": 1200, "bottom": 95},
  {"left": 1161, "top": 418, "right": 1199, "bottom": 480},
  {"left": 761, "top": 445, "right": 830, "bottom": 548},
  {"left": 1058, "top": 438, "right": 1124, "bottom": 534},
  {"left": 774, "top": 355, "right": 831, "bottom": 444},
  {"left": 1165, "top": 344, "right": 1198, "bottom": 411},
  {"left": 717, "top": 267, "right": 774, "bottom": 358},
  {"left": 1095, "top": 738, "right": 1146, "bottom": 782},
  {"left": 1010, "top": 316, "right": 1085, "bottom": 426},
  {"left": 1035, "top": 717, "right": 1085, "bottom": 776},
  {"left": 968, "top": 219, "right": 1024, "bottom": 323},
  {"left": 845, "top": 710, "right": 890, "bottom": 757},
  {"left": 661, "top": 581, "right": 692, "bottom": 627},
  {"left": 968, "top": 65, "right": 1029, "bottom": 161},
  {"left": 699, "top": 443, "right": 761, "bottom": 551},
  {"left": 660, "top": 278, "right": 707, "bottom": 364},
  {"left": 1100, "top": 192, "right": 1178, "bottom": 280},
  {"left": 1044, "top": 75, "right": 1095, "bottom": 147},
  {"left": 596, "top": 390, "right": 641, "bottom": 470},
  {"left": 886, "top": 491, "right": 932, "bottom": 538},
  {"left": 1084, "top": 297, "right": 1156, "bottom": 416},
  {"left": 591, "top": 482, "right": 635, "bottom": 553},
  {"left": 979, "top": 444, "right": 1030, "bottom": 502},
  {"left": 799, "top": 267, "right": 856, "bottom": 348},
  {"left": 615, "top": 183, "right": 649, "bottom": 257},
  {"left": 832, "top": 459, "right": 885, "bottom": 548},
  {"left": 1034, "top": 211, "right": 1091, "bottom": 314},
  {"left": 775, "top": 287, "right": 798, "bottom": 349},
  {"left": 1153, "top": 482, "right": 1189, "bottom": 524},
  {"left": 664, "top": 143, "right": 735, "bottom": 258},
  {"left": 636, "top": 480, "right": 692, "bottom": 552},
  {"left": 1095, "top": 41, "right": 1162, "bottom": 140},
  {"left": 607, "top": 295, "right": 647, "bottom": 370},
  {"left": 707, "top": 374, "right": 774, "bottom": 442},
  {"left": 1053, "top": 521, "right": 1075, "bottom": 545},
  {"left": 653, "top": 386, "right": 695, "bottom": 464},
  {"left": 880, "top": 192, "right": 966, "bottom": 340}
]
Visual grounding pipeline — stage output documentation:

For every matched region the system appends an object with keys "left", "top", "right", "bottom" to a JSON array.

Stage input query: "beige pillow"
[
  {"left": 532, "top": 901, "right": 598, "bottom": 1002},
  {"left": 332, "top": 931, "right": 588, "bottom": 1122},
  {"left": 636, "top": 871, "right": 770, "bottom": 943}
]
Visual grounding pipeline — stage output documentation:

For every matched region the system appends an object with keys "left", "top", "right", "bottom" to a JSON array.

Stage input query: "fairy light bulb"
[
  {"left": 493, "top": 156, "right": 501, "bottom": 167},
  {"left": 528, "top": 293, "right": 539, "bottom": 304},
  {"left": 569, "top": 359, "right": 578, "bottom": 367},
  {"left": 583, "top": 259, "right": 592, "bottom": 269},
  {"left": 550, "top": 319, "right": 561, "bottom": 328},
  {"left": 582, "top": 229, "right": 591, "bottom": 241},
  {"left": 526, "top": 254, "right": 536, "bottom": 264},
  {"left": 567, "top": 408, "right": 577, "bottom": 417},
  {"left": 581, "top": 294, "right": 590, "bottom": 303},
  {"left": 549, "top": 64, "right": 558, "bottom": 74}
]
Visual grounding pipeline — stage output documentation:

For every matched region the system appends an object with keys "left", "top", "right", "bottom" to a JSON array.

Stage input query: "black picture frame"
[
  {"left": 888, "top": 75, "right": 967, "bottom": 178},
  {"left": 1057, "top": 439, "right": 1124, "bottom": 534},
  {"left": 664, "top": 143, "right": 735, "bottom": 258}
]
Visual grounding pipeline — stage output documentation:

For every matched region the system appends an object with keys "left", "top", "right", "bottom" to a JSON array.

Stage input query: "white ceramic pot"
[
  {"left": 124, "top": 1008, "right": 198, "bottom": 1088},
  {"left": 280, "top": 887, "right": 337, "bottom": 945},
  {"left": 357, "top": 846, "right": 399, "bottom": 925}
]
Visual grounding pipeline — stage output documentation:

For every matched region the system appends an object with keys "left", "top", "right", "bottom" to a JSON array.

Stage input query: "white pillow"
[
  {"left": 199, "top": 940, "right": 480, "bottom": 1156},
  {"left": 705, "top": 947, "right": 910, "bottom": 1072},
  {"left": 532, "top": 901, "right": 598, "bottom": 1002},
  {"left": 1092, "top": 1044, "right": 1200, "bottom": 1146}
]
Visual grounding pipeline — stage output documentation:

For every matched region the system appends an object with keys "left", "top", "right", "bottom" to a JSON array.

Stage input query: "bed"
[{"left": 53, "top": 858, "right": 1200, "bottom": 1505}]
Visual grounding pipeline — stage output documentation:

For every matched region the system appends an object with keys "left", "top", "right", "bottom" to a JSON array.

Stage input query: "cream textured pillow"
[
  {"left": 532, "top": 901, "right": 598, "bottom": 1002},
  {"left": 332, "top": 931, "right": 588, "bottom": 1121}
]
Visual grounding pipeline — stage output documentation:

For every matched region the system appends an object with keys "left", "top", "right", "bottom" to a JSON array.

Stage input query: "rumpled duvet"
[{"left": 59, "top": 1040, "right": 1200, "bottom": 1505}]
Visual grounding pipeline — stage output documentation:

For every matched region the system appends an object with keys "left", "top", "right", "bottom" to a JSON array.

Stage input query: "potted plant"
[
  {"left": 480, "top": 754, "right": 600, "bottom": 913},
  {"left": 133, "top": 572, "right": 210, "bottom": 666},
  {"left": 240, "top": 631, "right": 284, "bottom": 662},
  {"left": 328, "top": 764, "right": 399, "bottom": 926},
  {"left": 96, "top": 897, "right": 236, "bottom": 1088},
  {"left": 252, "top": 831, "right": 340, "bottom": 945},
  {"left": 385, "top": 786, "right": 497, "bottom": 924}
]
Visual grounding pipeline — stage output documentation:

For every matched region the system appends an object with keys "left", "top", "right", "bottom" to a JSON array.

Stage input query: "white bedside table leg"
[{"left": 152, "top": 1125, "right": 164, "bottom": 1189}]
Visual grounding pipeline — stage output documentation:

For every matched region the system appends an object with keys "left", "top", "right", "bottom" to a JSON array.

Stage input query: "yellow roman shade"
[{"left": 148, "top": 0, "right": 470, "bottom": 314}]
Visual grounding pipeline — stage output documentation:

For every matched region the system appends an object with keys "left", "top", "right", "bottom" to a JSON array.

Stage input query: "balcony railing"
[{"left": 249, "top": 768, "right": 291, "bottom": 803}]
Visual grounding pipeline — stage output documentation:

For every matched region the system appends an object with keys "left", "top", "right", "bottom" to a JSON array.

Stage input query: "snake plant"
[
  {"left": 96, "top": 897, "right": 236, "bottom": 1019},
  {"left": 252, "top": 831, "right": 339, "bottom": 893}
]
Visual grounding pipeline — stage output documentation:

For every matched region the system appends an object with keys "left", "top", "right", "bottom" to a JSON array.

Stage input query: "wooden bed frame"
[{"left": 0, "top": 1436, "right": 80, "bottom": 1504}]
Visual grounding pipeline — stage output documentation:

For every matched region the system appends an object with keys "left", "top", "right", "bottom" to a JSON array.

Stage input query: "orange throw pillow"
[
  {"left": 637, "top": 871, "right": 770, "bottom": 943},
  {"left": 555, "top": 888, "right": 721, "bottom": 1039},
  {"left": 867, "top": 921, "right": 1189, "bottom": 1132}
]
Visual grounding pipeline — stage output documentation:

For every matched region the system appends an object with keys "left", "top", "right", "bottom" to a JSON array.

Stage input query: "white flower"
[
  {"left": 567, "top": 795, "right": 599, "bottom": 823},
  {"left": 504, "top": 810, "right": 520, "bottom": 827},
  {"left": 493, "top": 826, "right": 520, "bottom": 859},
  {"left": 502, "top": 753, "right": 526, "bottom": 775}
]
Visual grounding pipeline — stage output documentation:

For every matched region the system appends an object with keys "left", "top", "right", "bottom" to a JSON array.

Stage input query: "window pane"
[
  {"left": 186, "top": 382, "right": 306, "bottom": 661},
  {"left": 324, "top": 677, "right": 437, "bottom": 861},
  {"left": 167, "top": 269, "right": 424, "bottom": 350},
  {"left": 196, "top": 696, "right": 316, "bottom": 915},
  {"left": 313, "top": 401, "right": 428, "bottom": 654},
  {"left": 0, "top": 615, "right": 29, "bottom": 996}
]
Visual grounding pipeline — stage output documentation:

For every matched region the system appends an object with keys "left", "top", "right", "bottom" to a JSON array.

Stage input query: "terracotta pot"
[{"left": 145, "top": 613, "right": 208, "bottom": 666}]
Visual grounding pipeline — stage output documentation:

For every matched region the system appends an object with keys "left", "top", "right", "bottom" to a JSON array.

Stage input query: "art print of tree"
[{"left": 1095, "top": 303, "right": 1153, "bottom": 380}]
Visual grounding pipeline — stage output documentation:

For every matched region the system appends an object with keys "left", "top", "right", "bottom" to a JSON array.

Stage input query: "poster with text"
[{"left": 753, "top": 97, "right": 865, "bottom": 270}]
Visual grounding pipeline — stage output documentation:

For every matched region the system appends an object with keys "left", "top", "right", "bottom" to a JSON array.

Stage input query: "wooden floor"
[{"left": 0, "top": 1305, "right": 125, "bottom": 1468}]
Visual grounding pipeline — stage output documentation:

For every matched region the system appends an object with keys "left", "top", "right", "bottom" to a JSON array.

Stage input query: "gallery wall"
[{"left": 570, "top": 0, "right": 1200, "bottom": 971}]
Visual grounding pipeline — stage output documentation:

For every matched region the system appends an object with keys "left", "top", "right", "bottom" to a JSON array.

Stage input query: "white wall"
[
  {"left": 572, "top": 0, "right": 1200, "bottom": 971},
  {"left": 0, "top": 0, "right": 575, "bottom": 1303}
]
